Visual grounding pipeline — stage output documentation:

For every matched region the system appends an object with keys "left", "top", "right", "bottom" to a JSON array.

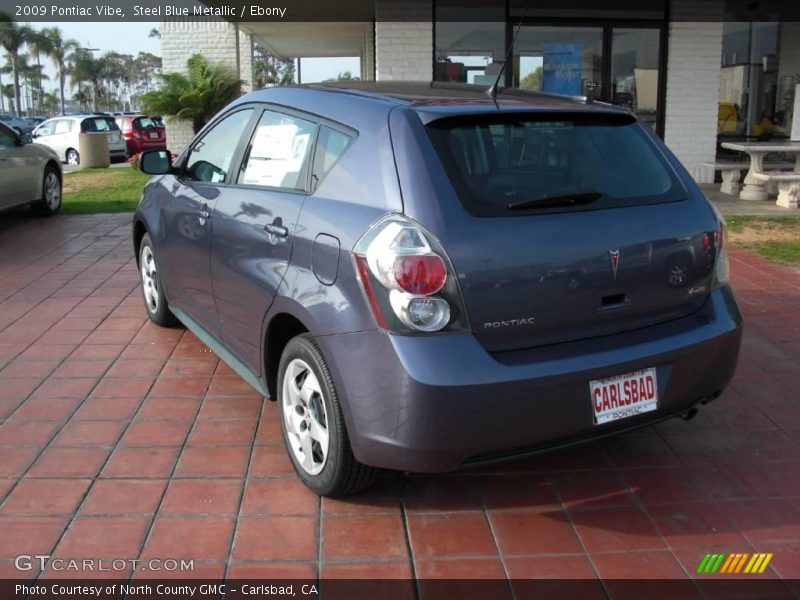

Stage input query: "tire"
[
  {"left": 32, "top": 165, "right": 62, "bottom": 216},
  {"left": 138, "top": 233, "right": 179, "bottom": 327},
  {"left": 66, "top": 148, "right": 79, "bottom": 166},
  {"left": 277, "top": 334, "right": 375, "bottom": 496}
]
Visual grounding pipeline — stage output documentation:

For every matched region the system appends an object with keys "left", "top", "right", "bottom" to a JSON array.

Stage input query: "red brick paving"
[{"left": 0, "top": 214, "right": 799, "bottom": 587}]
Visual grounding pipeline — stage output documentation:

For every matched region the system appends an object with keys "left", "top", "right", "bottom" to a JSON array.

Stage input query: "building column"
[
  {"left": 663, "top": 1, "right": 724, "bottom": 183},
  {"left": 160, "top": 19, "right": 254, "bottom": 153},
  {"left": 362, "top": 24, "right": 375, "bottom": 81},
  {"left": 374, "top": 0, "right": 433, "bottom": 81}
]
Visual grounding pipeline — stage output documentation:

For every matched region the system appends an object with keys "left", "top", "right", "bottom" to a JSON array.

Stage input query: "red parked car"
[{"left": 114, "top": 115, "right": 166, "bottom": 155}]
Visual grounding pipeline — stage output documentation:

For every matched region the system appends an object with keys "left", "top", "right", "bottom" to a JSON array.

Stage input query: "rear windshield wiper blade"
[{"left": 507, "top": 190, "right": 604, "bottom": 210}]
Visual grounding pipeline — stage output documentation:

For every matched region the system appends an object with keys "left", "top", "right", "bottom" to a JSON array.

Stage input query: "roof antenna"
[{"left": 487, "top": 0, "right": 531, "bottom": 102}]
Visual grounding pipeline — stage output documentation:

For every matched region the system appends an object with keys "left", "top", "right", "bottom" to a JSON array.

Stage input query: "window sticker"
[{"left": 242, "top": 124, "right": 308, "bottom": 188}]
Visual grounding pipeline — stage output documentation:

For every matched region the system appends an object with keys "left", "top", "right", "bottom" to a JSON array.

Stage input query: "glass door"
[
  {"left": 512, "top": 27, "right": 604, "bottom": 97},
  {"left": 512, "top": 24, "right": 665, "bottom": 135},
  {"left": 610, "top": 28, "right": 662, "bottom": 132}
]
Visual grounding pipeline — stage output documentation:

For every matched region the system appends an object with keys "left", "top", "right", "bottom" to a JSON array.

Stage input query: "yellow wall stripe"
[{"left": 744, "top": 554, "right": 760, "bottom": 573}]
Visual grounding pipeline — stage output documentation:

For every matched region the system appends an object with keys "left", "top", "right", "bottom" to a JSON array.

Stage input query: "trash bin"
[{"left": 78, "top": 132, "right": 110, "bottom": 168}]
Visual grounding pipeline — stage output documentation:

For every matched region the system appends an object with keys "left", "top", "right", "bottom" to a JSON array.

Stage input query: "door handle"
[{"left": 265, "top": 223, "right": 289, "bottom": 238}]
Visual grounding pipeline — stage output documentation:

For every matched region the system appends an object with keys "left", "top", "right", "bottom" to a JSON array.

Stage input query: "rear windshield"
[
  {"left": 133, "top": 117, "right": 161, "bottom": 130},
  {"left": 81, "top": 117, "right": 119, "bottom": 133},
  {"left": 427, "top": 113, "right": 686, "bottom": 216}
]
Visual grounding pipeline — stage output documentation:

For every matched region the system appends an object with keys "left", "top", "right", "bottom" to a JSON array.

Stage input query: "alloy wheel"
[
  {"left": 44, "top": 172, "right": 61, "bottom": 210},
  {"left": 140, "top": 246, "right": 159, "bottom": 313},
  {"left": 282, "top": 358, "right": 330, "bottom": 475}
]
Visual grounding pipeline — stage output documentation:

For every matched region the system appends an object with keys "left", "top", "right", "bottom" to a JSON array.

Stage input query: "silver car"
[
  {"left": 32, "top": 114, "right": 127, "bottom": 165},
  {"left": 0, "top": 122, "right": 63, "bottom": 215}
]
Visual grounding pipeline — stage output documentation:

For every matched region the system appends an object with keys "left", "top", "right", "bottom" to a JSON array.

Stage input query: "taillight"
[
  {"left": 394, "top": 255, "right": 446, "bottom": 295},
  {"left": 353, "top": 215, "right": 469, "bottom": 334},
  {"left": 712, "top": 222, "right": 729, "bottom": 288}
]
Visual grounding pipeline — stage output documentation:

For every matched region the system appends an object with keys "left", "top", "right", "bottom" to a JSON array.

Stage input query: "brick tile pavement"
[{"left": 0, "top": 214, "right": 799, "bottom": 590}]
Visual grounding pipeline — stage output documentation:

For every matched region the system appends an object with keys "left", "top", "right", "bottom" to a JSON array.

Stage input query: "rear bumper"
[{"left": 318, "top": 286, "right": 742, "bottom": 473}]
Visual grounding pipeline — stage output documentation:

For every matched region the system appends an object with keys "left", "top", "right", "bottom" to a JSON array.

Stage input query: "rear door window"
[
  {"left": 311, "top": 126, "right": 354, "bottom": 190},
  {"left": 54, "top": 120, "right": 73, "bottom": 134},
  {"left": 237, "top": 110, "right": 317, "bottom": 191},
  {"left": 427, "top": 113, "right": 686, "bottom": 216}
]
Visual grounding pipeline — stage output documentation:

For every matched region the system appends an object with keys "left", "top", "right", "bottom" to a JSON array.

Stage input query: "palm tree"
[
  {"left": 71, "top": 88, "right": 89, "bottom": 112},
  {"left": 133, "top": 52, "right": 161, "bottom": 94},
  {"left": 42, "top": 27, "right": 78, "bottom": 115},
  {"left": 28, "top": 29, "right": 52, "bottom": 113},
  {"left": 69, "top": 48, "right": 104, "bottom": 111},
  {"left": 142, "top": 54, "right": 243, "bottom": 133},
  {"left": 0, "top": 13, "right": 32, "bottom": 116},
  {"left": 41, "top": 90, "right": 58, "bottom": 115}
]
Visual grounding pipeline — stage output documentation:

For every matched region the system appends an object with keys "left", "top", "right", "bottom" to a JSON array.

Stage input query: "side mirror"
[
  {"left": 140, "top": 149, "right": 172, "bottom": 174},
  {"left": 19, "top": 133, "right": 32, "bottom": 145}
]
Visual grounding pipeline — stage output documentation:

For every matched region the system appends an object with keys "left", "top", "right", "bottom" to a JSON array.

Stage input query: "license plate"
[
  {"left": 590, "top": 368, "right": 657, "bottom": 425},
  {"left": 149, "top": 132, "right": 158, "bottom": 139}
]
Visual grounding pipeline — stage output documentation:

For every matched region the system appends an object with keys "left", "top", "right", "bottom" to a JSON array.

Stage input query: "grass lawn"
[
  {"left": 62, "top": 166, "right": 151, "bottom": 214},
  {"left": 726, "top": 215, "right": 800, "bottom": 265}
]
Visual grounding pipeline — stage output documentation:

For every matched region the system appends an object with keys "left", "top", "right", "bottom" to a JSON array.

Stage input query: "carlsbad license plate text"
[{"left": 591, "top": 368, "right": 658, "bottom": 424}]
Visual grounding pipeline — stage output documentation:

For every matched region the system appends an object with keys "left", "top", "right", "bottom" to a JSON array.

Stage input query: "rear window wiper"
[{"left": 507, "top": 190, "right": 604, "bottom": 210}]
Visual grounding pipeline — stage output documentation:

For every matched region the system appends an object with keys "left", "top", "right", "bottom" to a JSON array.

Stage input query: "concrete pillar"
[
  {"left": 160, "top": 19, "right": 253, "bottom": 153},
  {"left": 362, "top": 24, "right": 375, "bottom": 81},
  {"left": 374, "top": 0, "right": 433, "bottom": 81},
  {"left": 663, "top": 1, "right": 724, "bottom": 183}
]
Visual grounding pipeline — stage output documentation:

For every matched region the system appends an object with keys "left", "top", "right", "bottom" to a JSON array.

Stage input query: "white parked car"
[
  {"left": 32, "top": 114, "right": 127, "bottom": 165},
  {"left": 0, "top": 121, "right": 63, "bottom": 215}
]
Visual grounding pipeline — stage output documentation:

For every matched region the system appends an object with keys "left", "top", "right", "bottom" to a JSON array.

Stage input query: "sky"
[{"left": 20, "top": 21, "right": 361, "bottom": 91}]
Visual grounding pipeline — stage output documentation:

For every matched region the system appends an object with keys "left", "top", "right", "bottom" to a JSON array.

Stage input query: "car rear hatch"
[
  {"left": 133, "top": 117, "right": 165, "bottom": 144},
  {"left": 420, "top": 111, "right": 719, "bottom": 353},
  {"left": 81, "top": 116, "right": 123, "bottom": 147}
]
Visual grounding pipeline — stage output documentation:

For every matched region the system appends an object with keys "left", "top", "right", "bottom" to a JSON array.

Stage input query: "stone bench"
[
  {"left": 752, "top": 171, "right": 800, "bottom": 209},
  {"left": 704, "top": 161, "right": 796, "bottom": 196},
  {"left": 703, "top": 162, "right": 747, "bottom": 195}
]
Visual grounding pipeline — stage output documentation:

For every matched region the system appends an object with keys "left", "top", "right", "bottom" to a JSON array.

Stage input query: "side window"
[
  {"left": 184, "top": 109, "right": 253, "bottom": 183},
  {"left": 238, "top": 110, "right": 317, "bottom": 190},
  {"left": 0, "top": 125, "right": 15, "bottom": 148},
  {"left": 54, "top": 120, "right": 73, "bottom": 134},
  {"left": 311, "top": 126, "right": 354, "bottom": 189},
  {"left": 35, "top": 121, "right": 55, "bottom": 137}
]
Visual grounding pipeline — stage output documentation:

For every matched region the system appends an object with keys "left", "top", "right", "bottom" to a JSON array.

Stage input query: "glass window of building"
[
  {"left": 434, "top": 0, "right": 505, "bottom": 84},
  {"left": 718, "top": 21, "right": 785, "bottom": 154}
]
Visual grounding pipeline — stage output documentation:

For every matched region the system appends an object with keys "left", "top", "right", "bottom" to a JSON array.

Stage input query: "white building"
[{"left": 159, "top": 0, "right": 800, "bottom": 183}]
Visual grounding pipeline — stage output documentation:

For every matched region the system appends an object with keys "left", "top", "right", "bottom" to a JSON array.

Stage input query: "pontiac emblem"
[{"left": 608, "top": 250, "right": 620, "bottom": 280}]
